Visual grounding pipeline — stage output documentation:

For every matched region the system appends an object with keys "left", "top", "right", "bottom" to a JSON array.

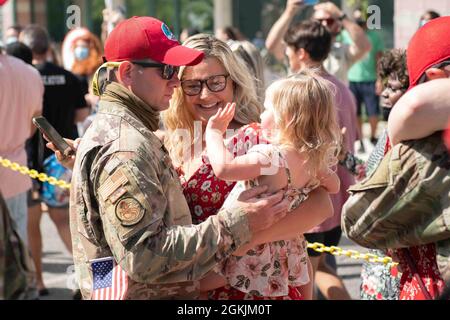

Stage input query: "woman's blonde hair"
[
  {"left": 162, "top": 34, "right": 263, "bottom": 166},
  {"left": 267, "top": 69, "right": 341, "bottom": 177}
]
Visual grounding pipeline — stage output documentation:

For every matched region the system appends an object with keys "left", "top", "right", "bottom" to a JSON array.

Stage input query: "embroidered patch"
[
  {"left": 109, "top": 187, "right": 127, "bottom": 204},
  {"left": 98, "top": 169, "right": 129, "bottom": 201},
  {"left": 161, "top": 23, "right": 177, "bottom": 41},
  {"left": 115, "top": 197, "right": 145, "bottom": 226}
]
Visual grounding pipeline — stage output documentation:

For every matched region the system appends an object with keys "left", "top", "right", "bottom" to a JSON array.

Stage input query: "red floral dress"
[
  {"left": 178, "top": 123, "right": 303, "bottom": 300},
  {"left": 383, "top": 138, "right": 447, "bottom": 300}
]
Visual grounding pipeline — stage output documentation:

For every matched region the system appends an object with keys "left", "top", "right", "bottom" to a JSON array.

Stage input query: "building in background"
[{"left": 1, "top": 0, "right": 449, "bottom": 48}]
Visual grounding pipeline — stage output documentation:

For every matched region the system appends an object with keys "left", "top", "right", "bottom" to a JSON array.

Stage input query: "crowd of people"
[{"left": 1, "top": 0, "right": 449, "bottom": 300}]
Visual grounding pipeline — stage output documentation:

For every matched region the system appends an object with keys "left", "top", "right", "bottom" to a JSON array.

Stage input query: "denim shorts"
[{"left": 349, "top": 81, "right": 380, "bottom": 117}]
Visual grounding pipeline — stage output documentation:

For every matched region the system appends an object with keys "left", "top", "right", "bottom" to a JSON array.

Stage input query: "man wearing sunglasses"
[
  {"left": 266, "top": 0, "right": 371, "bottom": 84},
  {"left": 69, "top": 16, "right": 294, "bottom": 300}
]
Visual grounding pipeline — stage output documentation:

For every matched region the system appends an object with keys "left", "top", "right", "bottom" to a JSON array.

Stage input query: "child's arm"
[
  {"left": 205, "top": 103, "right": 273, "bottom": 181},
  {"left": 199, "top": 271, "right": 228, "bottom": 292},
  {"left": 317, "top": 168, "right": 340, "bottom": 194}
]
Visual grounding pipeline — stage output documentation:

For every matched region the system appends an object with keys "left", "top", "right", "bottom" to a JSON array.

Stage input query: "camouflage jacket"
[
  {"left": 342, "top": 132, "right": 450, "bottom": 282},
  {"left": 70, "top": 96, "right": 251, "bottom": 300},
  {"left": 0, "top": 192, "right": 37, "bottom": 300}
]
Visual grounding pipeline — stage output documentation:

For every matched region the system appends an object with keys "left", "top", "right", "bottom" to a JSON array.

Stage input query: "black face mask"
[{"left": 382, "top": 106, "right": 392, "bottom": 121}]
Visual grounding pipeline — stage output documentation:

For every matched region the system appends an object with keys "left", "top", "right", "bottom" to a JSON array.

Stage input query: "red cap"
[
  {"left": 104, "top": 16, "right": 204, "bottom": 66},
  {"left": 0, "top": 0, "right": 8, "bottom": 6},
  {"left": 407, "top": 16, "right": 450, "bottom": 90}
]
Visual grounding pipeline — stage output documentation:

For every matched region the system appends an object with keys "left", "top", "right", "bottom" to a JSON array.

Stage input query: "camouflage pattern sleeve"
[{"left": 95, "top": 152, "right": 251, "bottom": 284}]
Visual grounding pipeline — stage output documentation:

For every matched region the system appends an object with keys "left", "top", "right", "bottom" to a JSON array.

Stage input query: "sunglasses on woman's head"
[
  {"left": 180, "top": 74, "right": 230, "bottom": 96},
  {"left": 132, "top": 61, "right": 179, "bottom": 80}
]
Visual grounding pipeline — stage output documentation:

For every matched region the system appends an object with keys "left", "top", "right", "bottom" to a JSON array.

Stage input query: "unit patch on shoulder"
[{"left": 115, "top": 197, "right": 145, "bottom": 226}]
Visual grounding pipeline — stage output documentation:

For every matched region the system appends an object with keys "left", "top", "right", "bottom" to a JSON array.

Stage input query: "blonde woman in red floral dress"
[{"left": 162, "top": 34, "right": 334, "bottom": 300}]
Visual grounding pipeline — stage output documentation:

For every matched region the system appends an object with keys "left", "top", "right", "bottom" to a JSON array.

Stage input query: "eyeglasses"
[
  {"left": 181, "top": 74, "right": 230, "bottom": 96},
  {"left": 132, "top": 61, "right": 179, "bottom": 80},
  {"left": 316, "top": 18, "right": 336, "bottom": 26}
]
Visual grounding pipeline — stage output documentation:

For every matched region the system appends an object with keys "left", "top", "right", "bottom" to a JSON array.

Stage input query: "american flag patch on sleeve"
[{"left": 90, "top": 256, "right": 128, "bottom": 300}]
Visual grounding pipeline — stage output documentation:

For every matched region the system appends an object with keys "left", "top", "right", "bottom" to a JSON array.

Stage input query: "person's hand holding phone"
[{"left": 45, "top": 137, "right": 80, "bottom": 170}]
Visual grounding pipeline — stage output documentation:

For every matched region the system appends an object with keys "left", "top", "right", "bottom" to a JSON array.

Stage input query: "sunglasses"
[
  {"left": 132, "top": 61, "right": 179, "bottom": 80},
  {"left": 181, "top": 74, "right": 230, "bottom": 96},
  {"left": 316, "top": 18, "right": 336, "bottom": 26},
  {"left": 417, "top": 60, "right": 450, "bottom": 84}
]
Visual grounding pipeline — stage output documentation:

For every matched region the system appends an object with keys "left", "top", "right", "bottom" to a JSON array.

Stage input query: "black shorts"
[{"left": 304, "top": 226, "right": 342, "bottom": 257}]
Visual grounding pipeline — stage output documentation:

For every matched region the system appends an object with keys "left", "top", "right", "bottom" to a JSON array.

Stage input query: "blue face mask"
[
  {"left": 6, "top": 36, "right": 18, "bottom": 45},
  {"left": 74, "top": 46, "right": 90, "bottom": 61}
]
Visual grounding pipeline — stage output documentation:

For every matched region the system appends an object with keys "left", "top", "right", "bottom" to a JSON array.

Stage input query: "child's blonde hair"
[{"left": 267, "top": 69, "right": 341, "bottom": 177}]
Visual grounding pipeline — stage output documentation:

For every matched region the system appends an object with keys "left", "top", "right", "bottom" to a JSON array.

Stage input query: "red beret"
[
  {"left": 407, "top": 16, "right": 450, "bottom": 90},
  {"left": 104, "top": 16, "right": 203, "bottom": 66}
]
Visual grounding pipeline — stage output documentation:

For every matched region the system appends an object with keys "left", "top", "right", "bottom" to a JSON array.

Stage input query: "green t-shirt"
[{"left": 343, "top": 30, "right": 385, "bottom": 82}]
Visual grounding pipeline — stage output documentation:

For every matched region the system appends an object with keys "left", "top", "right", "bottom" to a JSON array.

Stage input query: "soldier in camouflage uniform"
[{"left": 70, "top": 16, "right": 293, "bottom": 300}]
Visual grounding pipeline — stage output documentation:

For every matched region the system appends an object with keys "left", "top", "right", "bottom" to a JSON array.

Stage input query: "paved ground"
[{"left": 38, "top": 122, "right": 382, "bottom": 300}]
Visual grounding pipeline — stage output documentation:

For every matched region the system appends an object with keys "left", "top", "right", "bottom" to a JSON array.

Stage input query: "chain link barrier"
[
  {"left": 306, "top": 242, "right": 398, "bottom": 267},
  {"left": 1, "top": 156, "right": 398, "bottom": 267},
  {"left": 0, "top": 156, "right": 71, "bottom": 190}
]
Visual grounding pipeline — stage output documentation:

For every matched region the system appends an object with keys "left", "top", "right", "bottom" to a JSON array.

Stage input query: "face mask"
[
  {"left": 6, "top": 36, "right": 18, "bottom": 45},
  {"left": 74, "top": 46, "right": 90, "bottom": 61}
]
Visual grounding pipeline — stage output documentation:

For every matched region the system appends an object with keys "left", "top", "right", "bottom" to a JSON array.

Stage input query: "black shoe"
[
  {"left": 73, "top": 289, "right": 82, "bottom": 300},
  {"left": 370, "top": 136, "right": 378, "bottom": 145},
  {"left": 39, "top": 288, "right": 49, "bottom": 296}
]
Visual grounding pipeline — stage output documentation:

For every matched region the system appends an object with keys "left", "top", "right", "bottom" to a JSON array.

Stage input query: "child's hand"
[{"left": 206, "top": 103, "right": 236, "bottom": 134}]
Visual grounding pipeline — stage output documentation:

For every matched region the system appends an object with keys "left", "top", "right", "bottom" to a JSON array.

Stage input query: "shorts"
[
  {"left": 349, "top": 81, "right": 380, "bottom": 117},
  {"left": 304, "top": 226, "right": 342, "bottom": 257},
  {"left": 27, "top": 175, "right": 69, "bottom": 209}
]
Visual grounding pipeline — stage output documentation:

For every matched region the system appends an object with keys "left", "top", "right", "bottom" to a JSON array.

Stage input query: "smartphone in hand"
[
  {"left": 303, "top": 0, "right": 319, "bottom": 6},
  {"left": 32, "top": 116, "right": 75, "bottom": 158}
]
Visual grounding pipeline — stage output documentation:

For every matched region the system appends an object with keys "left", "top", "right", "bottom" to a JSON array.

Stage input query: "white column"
[{"left": 214, "top": 0, "right": 233, "bottom": 32}]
